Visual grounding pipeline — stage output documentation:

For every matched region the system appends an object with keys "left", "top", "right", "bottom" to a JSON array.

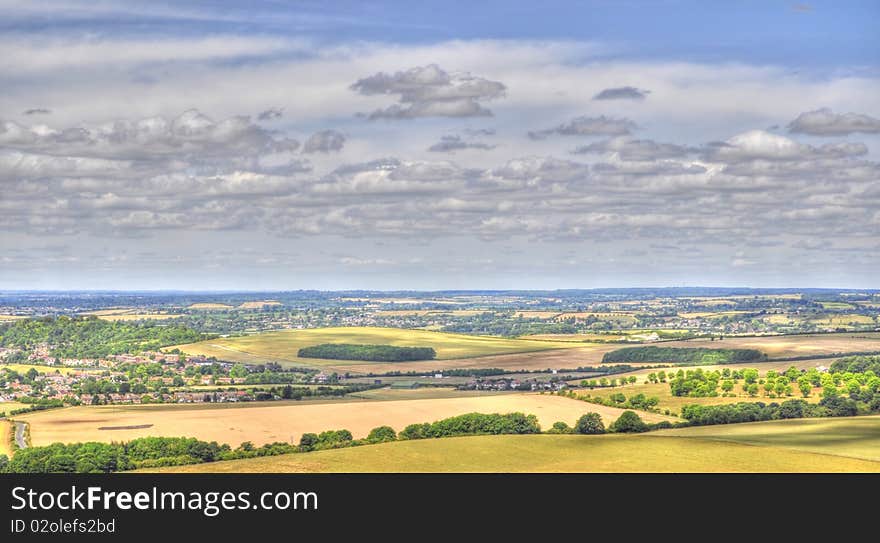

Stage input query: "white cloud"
[
  {"left": 350, "top": 64, "right": 506, "bottom": 119},
  {"left": 788, "top": 108, "right": 880, "bottom": 135},
  {"left": 528, "top": 116, "right": 637, "bottom": 140}
]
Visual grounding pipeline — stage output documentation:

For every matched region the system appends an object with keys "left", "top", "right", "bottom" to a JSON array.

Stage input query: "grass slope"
[
  {"left": 144, "top": 416, "right": 880, "bottom": 473},
  {"left": 658, "top": 416, "right": 880, "bottom": 462},
  {"left": 172, "top": 326, "right": 582, "bottom": 368}
]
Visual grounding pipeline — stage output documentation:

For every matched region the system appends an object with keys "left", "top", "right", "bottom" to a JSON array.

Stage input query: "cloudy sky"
[{"left": 2, "top": 1, "right": 879, "bottom": 290}]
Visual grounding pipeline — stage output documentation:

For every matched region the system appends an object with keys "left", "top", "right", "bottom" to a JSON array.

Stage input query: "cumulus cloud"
[
  {"left": 703, "top": 130, "right": 868, "bottom": 162},
  {"left": 573, "top": 136, "right": 694, "bottom": 160},
  {"left": 428, "top": 135, "right": 495, "bottom": 153},
  {"left": 257, "top": 107, "right": 284, "bottom": 121},
  {"left": 350, "top": 64, "right": 506, "bottom": 120},
  {"left": 303, "top": 130, "right": 346, "bottom": 153},
  {"left": 0, "top": 109, "right": 300, "bottom": 161},
  {"left": 528, "top": 115, "right": 636, "bottom": 140},
  {"left": 593, "top": 86, "right": 650, "bottom": 101},
  {"left": 787, "top": 108, "right": 880, "bottom": 135}
]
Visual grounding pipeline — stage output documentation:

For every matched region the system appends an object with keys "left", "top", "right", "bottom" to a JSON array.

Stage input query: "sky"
[{"left": 1, "top": 0, "right": 879, "bottom": 290}]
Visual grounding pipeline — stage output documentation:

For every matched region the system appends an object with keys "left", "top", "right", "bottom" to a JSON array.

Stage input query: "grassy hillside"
[
  {"left": 144, "top": 416, "right": 880, "bottom": 473},
  {"left": 172, "top": 326, "right": 583, "bottom": 368},
  {"left": 657, "top": 416, "right": 880, "bottom": 462}
]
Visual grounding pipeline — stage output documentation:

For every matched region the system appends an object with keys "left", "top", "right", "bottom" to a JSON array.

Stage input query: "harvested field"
[
  {"left": 188, "top": 303, "right": 233, "bottom": 310},
  {"left": 0, "top": 420, "right": 13, "bottom": 458},
  {"left": 238, "top": 300, "right": 282, "bottom": 309},
  {"left": 656, "top": 333, "right": 880, "bottom": 358},
  {"left": 17, "top": 393, "right": 677, "bottom": 447}
]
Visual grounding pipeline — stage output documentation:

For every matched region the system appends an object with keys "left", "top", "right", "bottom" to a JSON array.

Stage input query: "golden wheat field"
[
  {"left": 0, "top": 420, "right": 13, "bottom": 458},
  {"left": 16, "top": 393, "right": 677, "bottom": 447}
]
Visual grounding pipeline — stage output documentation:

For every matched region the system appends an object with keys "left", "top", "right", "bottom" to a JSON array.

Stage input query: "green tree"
[
  {"left": 366, "top": 426, "right": 397, "bottom": 443},
  {"left": 821, "top": 385, "right": 839, "bottom": 400},
  {"left": 743, "top": 369, "right": 759, "bottom": 385},
  {"left": 574, "top": 413, "right": 605, "bottom": 434},
  {"left": 609, "top": 411, "right": 649, "bottom": 433},
  {"left": 721, "top": 379, "right": 734, "bottom": 393},
  {"left": 548, "top": 421, "right": 572, "bottom": 434},
  {"left": 798, "top": 377, "right": 812, "bottom": 397},
  {"left": 298, "top": 433, "right": 318, "bottom": 452},
  {"left": 775, "top": 381, "right": 787, "bottom": 396},
  {"left": 746, "top": 383, "right": 759, "bottom": 397}
]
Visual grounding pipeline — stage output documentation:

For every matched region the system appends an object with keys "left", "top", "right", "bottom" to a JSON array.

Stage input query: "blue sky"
[{"left": 1, "top": 1, "right": 879, "bottom": 289}]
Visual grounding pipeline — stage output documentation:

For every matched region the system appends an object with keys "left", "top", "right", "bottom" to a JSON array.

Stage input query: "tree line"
[
  {"left": 297, "top": 343, "right": 437, "bottom": 362},
  {"left": 1, "top": 410, "right": 654, "bottom": 473},
  {"left": 602, "top": 346, "right": 765, "bottom": 365}
]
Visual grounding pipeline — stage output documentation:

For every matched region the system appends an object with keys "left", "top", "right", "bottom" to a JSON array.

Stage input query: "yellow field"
[
  {"left": 1, "top": 363, "right": 81, "bottom": 376},
  {"left": 0, "top": 420, "right": 12, "bottom": 458},
  {"left": 346, "top": 388, "right": 519, "bottom": 401},
  {"left": 146, "top": 415, "right": 880, "bottom": 473},
  {"left": 0, "top": 315, "right": 26, "bottom": 321},
  {"left": 188, "top": 303, "right": 233, "bottom": 310},
  {"left": 679, "top": 311, "right": 751, "bottom": 319},
  {"left": 657, "top": 333, "right": 880, "bottom": 358},
  {"left": 818, "top": 301, "right": 855, "bottom": 309},
  {"left": 514, "top": 311, "right": 562, "bottom": 319},
  {"left": 102, "top": 314, "right": 178, "bottom": 321},
  {"left": 172, "top": 326, "right": 583, "bottom": 369},
  {"left": 17, "top": 393, "right": 676, "bottom": 448},
  {"left": 521, "top": 333, "right": 626, "bottom": 342},
  {"left": 238, "top": 300, "right": 282, "bottom": 309},
  {"left": 78, "top": 308, "right": 175, "bottom": 320},
  {"left": 811, "top": 314, "right": 875, "bottom": 325}
]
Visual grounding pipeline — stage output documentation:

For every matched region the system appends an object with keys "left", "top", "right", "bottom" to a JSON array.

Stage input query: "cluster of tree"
[
  {"left": 680, "top": 395, "right": 879, "bottom": 427},
  {"left": 0, "top": 316, "right": 210, "bottom": 359},
  {"left": 831, "top": 355, "right": 880, "bottom": 375},
  {"left": 668, "top": 367, "right": 771, "bottom": 398},
  {"left": 577, "top": 391, "right": 660, "bottom": 411},
  {"left": 550, "top": 411, "right": 664, "bottom": 435},
  {"left": 399, "top": 412, "right": 541, "bottom": 439},
  {"left": 602, "top": 346, "right": 765, "bottom": 365},
  {"left": 3, "top": 437, "right": 230, "bottom": 473},
  {"left": 580, "top": 375, "right": 638, "bottom": 388},
  {"left": 297, "top": 429, "right": 355, "bottom": 452},
  {"left": 297, "top": 343, "right": 436, "bottom": 362}
]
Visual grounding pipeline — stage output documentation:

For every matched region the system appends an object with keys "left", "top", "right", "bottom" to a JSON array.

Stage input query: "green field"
[
  {"left": 144, "top": 415, "right": 880, "bottom": 473},
  {"left": 658, "top": 416, "right": 880, "bottom": 461},
  {"left": 172, "top": 327, "right": 581, "bottom": 368}
]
